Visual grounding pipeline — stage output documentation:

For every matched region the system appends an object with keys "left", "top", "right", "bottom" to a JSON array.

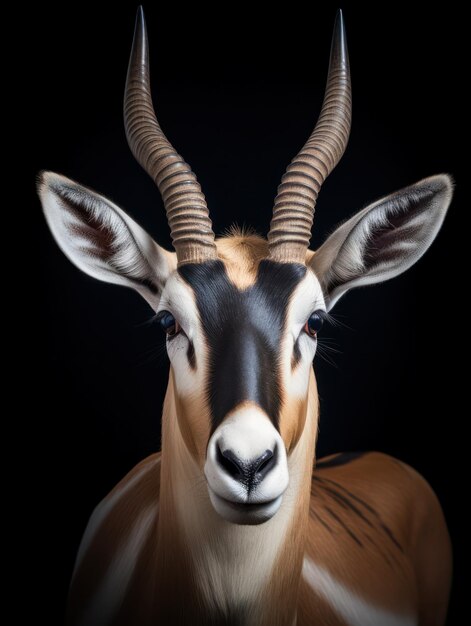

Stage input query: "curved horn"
[
  {"left": 124, "top": 7, "right": 217, "bottom": 266},
  {"left": 267, "top": 10, "right": 352, "bottom": 264}
]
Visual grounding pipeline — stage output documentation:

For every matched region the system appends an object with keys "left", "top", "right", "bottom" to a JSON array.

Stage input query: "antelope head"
[{"left": 38, "top": 9, "right": 452, "bottom": 526}]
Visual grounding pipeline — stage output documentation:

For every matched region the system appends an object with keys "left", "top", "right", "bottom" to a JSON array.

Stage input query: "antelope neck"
[{"left": 155, "top": 370, "right": 319, "bottom": 625}]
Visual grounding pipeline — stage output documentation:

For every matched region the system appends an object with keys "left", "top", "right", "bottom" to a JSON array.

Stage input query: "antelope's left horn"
[
  {"left": 267, "top": 10, "right": 352, "bottom": 264},
  {"left": 124, "top": 6, "right": 217, "bottom": 266}
]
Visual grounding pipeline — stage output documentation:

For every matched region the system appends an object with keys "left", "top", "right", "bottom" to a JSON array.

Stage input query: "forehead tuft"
[
  {"left": 213, "top": 231, "right": 319, "bottom": 289},
  {"left": 215, "top": 231, "right": 268, "bottom": 289}
]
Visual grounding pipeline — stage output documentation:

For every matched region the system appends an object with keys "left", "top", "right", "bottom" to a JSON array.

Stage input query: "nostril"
[
  {"left": 215, "top": 443, "right": 278, "bottom": 489},
  {"left": 254, "top": 448, "right": 276, "bottom": 480},
  {"left": 217, "top": 446, "right": 244, "bottom": 479}
]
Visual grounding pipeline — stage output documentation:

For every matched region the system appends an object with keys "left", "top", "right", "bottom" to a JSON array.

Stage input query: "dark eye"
[
  {"left": 157, "top": 311, "right": 180, "bottom": 337},
  {"left": 304, "top": 310, "right": 325, "bottom": 338}
]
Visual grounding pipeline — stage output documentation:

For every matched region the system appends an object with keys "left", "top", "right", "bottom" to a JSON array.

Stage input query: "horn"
[
  {"left": 267, "top": 10, "right": 352, "bottom": 263},
  {"left": 124, "top": 6, "right": 217, "bottom": 266}
]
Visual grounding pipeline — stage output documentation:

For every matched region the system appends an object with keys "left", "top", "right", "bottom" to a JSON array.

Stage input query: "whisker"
[
  {"left": 135, "top": 313, "right": 163, "bottom": 329},
  {"left": 318, "top": 338, "right": 342, "bottom": 354},
  {"left": 316, "top": 344, "right": 339, "bottom": 368},
  {"left": 325, "top": 312, "right": 353, "bottom": 332},
  {"left": 135, "top": 341, "right": 168, "bottom": 368}
]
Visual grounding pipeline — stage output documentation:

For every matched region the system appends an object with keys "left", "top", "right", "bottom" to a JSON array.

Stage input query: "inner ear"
[
  {"left": 38, "top": 171, "right": 177, "bottom": 310},
  {"left": 310, "top": 175, "right": 453, "bottom": 310},
  {"left": 61, "top": 186, "right": 159, "bottom": 295},
  {"left": 64, "top": 188, "right": 135, "bottom": 268},
  {"left": 360, "top": 189, "right": 440, "bottom": 273}
]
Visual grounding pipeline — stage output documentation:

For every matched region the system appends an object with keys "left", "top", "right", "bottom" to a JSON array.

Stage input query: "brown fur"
[
  {"left": 67, "top": 233, "right": 451, "bottom": 626},
  {"left": 215, "top": 228, "right": 269, "bottom": 289},
  {"left": 298, "top": 453, "right": 451, "bottom": 625},
  {"left": 172, "top": 370, "right": 211, "bottom": 467}
]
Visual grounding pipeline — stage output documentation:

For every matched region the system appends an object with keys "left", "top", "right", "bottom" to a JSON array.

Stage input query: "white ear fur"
[
  {"left": 310, "top": 175, "right": 453, "bottom": 310},
  {"left": 38, "top": 171, "right": 176, "bottom": 310}
]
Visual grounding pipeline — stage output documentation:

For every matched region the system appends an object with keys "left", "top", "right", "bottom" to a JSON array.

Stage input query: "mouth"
[{"left": 208, "top": 487, "right": 283, "bottom": 525}]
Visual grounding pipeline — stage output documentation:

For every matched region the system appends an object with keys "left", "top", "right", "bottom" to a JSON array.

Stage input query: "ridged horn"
[
  {"left": 267, "top": 10, "right": 352, "bottom": 263},
  {"left": 124, "top": 6, "right": 217, "bottom": 266}
]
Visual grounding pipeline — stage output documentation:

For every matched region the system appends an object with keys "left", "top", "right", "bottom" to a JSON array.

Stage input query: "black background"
[{"left": 31, "top": 2, "right": 464, "bottom": 623}]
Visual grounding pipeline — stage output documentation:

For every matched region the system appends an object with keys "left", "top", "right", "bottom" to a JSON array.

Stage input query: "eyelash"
[{"left": 157, "top": 308, "right": 327, "bottom": 345}]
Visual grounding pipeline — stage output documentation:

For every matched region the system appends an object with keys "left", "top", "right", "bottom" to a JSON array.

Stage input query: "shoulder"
[
  {"left": 312, "top": 451, "right": 446, "bottom": 550},
  {"left": 314, "top": 451, "right": 434, "bottom": 508}
]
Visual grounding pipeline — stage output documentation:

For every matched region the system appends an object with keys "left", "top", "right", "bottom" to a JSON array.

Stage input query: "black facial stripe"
[
  {"left": 178, "top": 260, "right": 306, "bottom": 432},
  {"left": 292, "top": 337, "right": 302, "bottom": 369},
  {"left": 187, "top": 341, "right": 196, "bottom": 370}
]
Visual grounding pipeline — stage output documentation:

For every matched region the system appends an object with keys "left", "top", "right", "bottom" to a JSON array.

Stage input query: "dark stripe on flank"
[
  {"left": 312, "top": 473, "right": 404, "bottom": 555},
  {"left": 324, "top": 505, "right": 363, "bottom": 547},
  {"left": 316, "top": 451, "right": 366, "bottom": 469}
]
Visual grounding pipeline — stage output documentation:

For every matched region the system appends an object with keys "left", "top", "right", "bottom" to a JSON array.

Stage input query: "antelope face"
[
  {"left": 157, "top": 244, "right": 326, "bottom": 524},
  {"left": 38, "top": 8, "right": 453, "bottom": 529}
]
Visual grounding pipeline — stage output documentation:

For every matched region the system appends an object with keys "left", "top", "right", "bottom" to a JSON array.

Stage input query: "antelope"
[{"left": 38, "top": 7, "right": 452, "bottom": 626}]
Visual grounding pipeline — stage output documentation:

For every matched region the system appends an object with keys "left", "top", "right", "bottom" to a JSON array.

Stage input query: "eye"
[
  {"left": 157, "top": 311, "right": 181, "bottom": 338},
  {"left": 303, "top": 310, "right": 325, "bottom": 338}
]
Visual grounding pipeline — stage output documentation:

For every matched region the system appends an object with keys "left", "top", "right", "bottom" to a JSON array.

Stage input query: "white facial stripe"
[
  {"left": 157, "top": 272, "right": 200, "bottom": 342},
  {"left": 158, "top": 272, "right": 207, "bottom": 397},
  {"left": 302, "top": 558, "right": 416, "bottom": 626},
  {"left": 288, "top": 269, "right": 326, "bottom": 339},
  {"left": 282, "top": 269, "right": 325, "bottom": 398}
]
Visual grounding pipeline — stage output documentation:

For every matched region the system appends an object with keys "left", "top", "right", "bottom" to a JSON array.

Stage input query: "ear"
[
  {"left": 38, "top": 171, "right": 176, "bottom": 310},
  {"left": 309, "top": 175, "right": 453, "bottom": 310}
]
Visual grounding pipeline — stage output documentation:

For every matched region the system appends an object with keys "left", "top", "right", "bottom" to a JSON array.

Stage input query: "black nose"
[{"left": 216, "top": 446, "right": 277, "bottom": 492}]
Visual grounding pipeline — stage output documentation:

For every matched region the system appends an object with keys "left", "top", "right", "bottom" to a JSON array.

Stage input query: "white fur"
[
  {"left": 157, "top": 272, "right": 207, "bottom": 397},
  {"left": 205, "top": 406, "right": 289, "bottom": 518},
  {"left": 302, "top": 557, "right": 416, "bottom": 626},
  {"left": 282, "top": 270, "right": 325, "bottom": 399},
  {"left": 79, "top": 505, "right": 157, "bottom": 626}
]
